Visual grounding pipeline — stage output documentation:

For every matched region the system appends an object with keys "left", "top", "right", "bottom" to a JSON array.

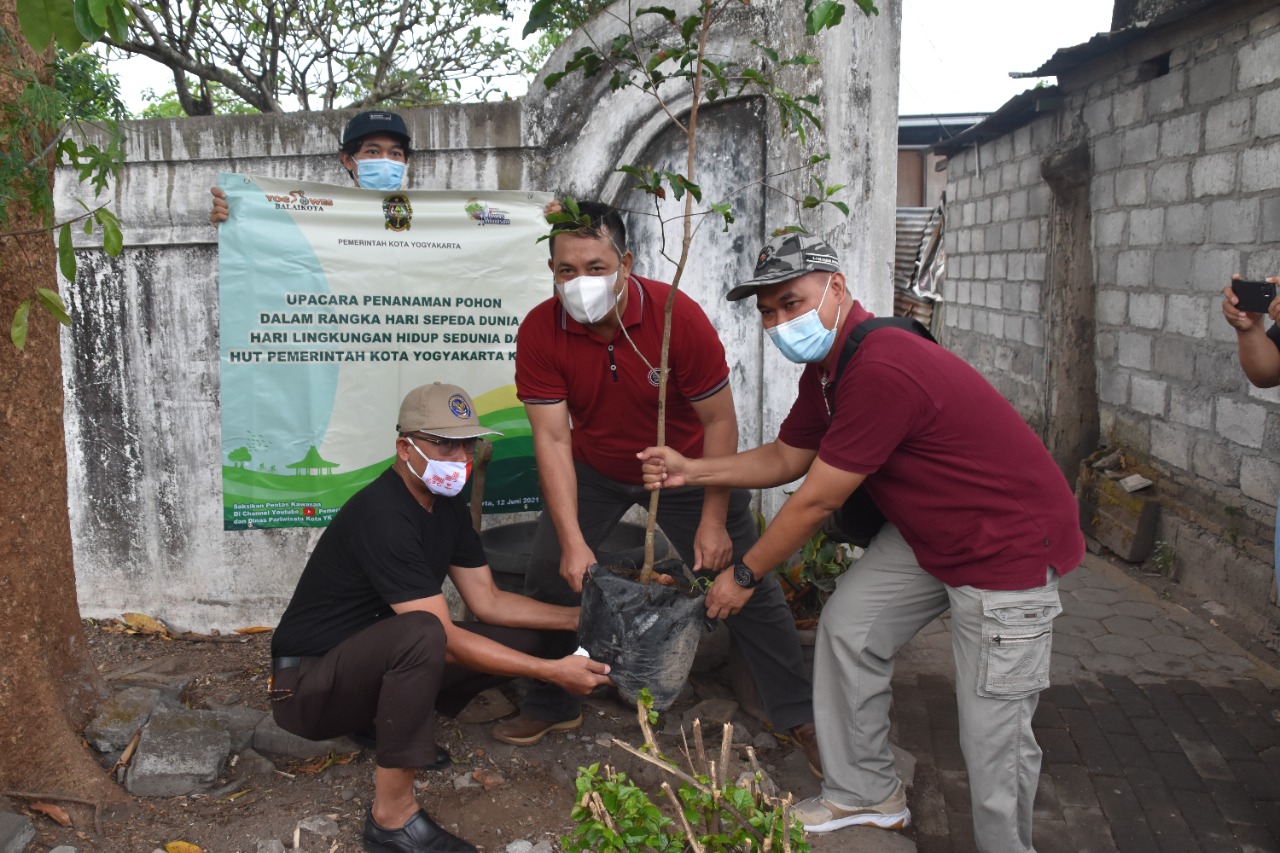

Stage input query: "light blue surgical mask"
[
  {"left": 356, "top": 159, "right": 406, "bottom": 192},
  {"left": 766, "top": 275, "right": 842, "bottom": 363}
]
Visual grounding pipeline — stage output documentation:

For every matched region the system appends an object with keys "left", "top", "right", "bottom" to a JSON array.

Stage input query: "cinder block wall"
[{"left": 942, "top": 4, "right": 1280, "bottom": 645}]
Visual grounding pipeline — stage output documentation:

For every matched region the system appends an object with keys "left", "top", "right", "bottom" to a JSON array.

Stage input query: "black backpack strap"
[{"left": 834, "top": 316, "right": 937, "bottom": 385}]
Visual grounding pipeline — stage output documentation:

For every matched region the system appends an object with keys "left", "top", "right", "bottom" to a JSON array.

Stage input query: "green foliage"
[
  {"left": 139, "top": 83, "right": 260, "bottom": 119},
  {"left": 104, "top": 0, "right": 532, "bottom": 115},
  {"left": 5, "top": 0, "right": 129, "bottom": 349}
]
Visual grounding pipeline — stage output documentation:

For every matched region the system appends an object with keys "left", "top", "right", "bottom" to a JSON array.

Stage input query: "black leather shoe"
[{"left": 363, "top": 807, "right": 476, "bottom": 853}]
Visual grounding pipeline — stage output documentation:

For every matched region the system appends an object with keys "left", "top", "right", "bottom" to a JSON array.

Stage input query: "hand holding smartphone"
[{"left": 1230, "top": 279, "right": 1277, "bottom": 314}]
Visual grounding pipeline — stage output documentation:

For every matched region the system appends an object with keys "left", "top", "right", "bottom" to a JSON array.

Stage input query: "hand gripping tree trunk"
[{"left": 0, "top": 0, "right": 122, "bottom": 805}]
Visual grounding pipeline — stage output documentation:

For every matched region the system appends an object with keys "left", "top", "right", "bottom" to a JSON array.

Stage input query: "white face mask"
[
  {"left": 556, "top": 271, "right": 621, "bottom": 325},
  {"left": 408, "top": 442, "right": 469, "bottom": 497}
]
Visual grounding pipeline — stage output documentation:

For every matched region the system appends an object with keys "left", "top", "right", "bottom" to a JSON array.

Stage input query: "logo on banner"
[
  {"left": 464, "top": 198, "right": 512, "bottom": 226},
  {"left": 383, "top": 194, "right": 413, "bottom": 232},
  {"left": 265, "top": 189, "right": 335, "bottom": 212}
]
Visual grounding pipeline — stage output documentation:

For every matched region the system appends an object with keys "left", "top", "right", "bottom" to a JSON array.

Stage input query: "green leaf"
[
  {"left": 830, "top": 200, "right": 850, "bottom": 216},
  {"left": 806, "top": 0, "right": 845, "bottom": 35},
  {"left": 681, "top": 15, "right": 702, "bottom": 43},
  {"left": 74, "top": 0, "right": 107, "bottom": 41},
  {"left": 57, "top": 222, "right": 76, "bottom": 281},
  {"left": 11, "top": 299, "right": 31, "bottom": 350},
  {"left": 36, "top": 288, "right": 72, "bottom": 325},
  {"left": 522, "top": 0, "right": 558, "bottom": 37},
  {"left": 103, "top": 1, "right": 129, "bottom": 42},
  {"left": 50, "top": 0, "right": 84, "bottom": 50},
  {"left": 808, "top": 153, "right": 831, "bottom": 165},
  {"left": 635, "top": 5, "right": 676, "bottom": 23},
  {"left": 17, "top": 0, "right": 54, "bottom": 52},
  {"left": 752, "top": 40, "right": 778, "bottom": 64},
  {"left": 86, "top": 0, "right": 110, "bottom": 27},
  {"left": 95, "top": 208, "right": 123, "bottom": 255}
]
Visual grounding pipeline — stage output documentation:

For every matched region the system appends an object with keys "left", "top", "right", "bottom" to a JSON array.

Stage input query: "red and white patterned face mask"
[{"left": 408, "top": 442, "right": 470, "bottom": 497}]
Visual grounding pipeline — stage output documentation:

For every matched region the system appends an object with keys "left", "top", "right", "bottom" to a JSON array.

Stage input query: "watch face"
[{"left": 734, "top": 564, "right": 754, "bottom": 587}]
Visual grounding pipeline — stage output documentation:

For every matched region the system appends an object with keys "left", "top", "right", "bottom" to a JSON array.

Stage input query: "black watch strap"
[{"left": 732, "top": 561, "right": 761, "bottom": 588}]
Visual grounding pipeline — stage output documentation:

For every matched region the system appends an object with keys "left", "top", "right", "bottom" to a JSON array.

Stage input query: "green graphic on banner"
[{"left": 217, "top": 175, "right": 550, "bottom": 530}]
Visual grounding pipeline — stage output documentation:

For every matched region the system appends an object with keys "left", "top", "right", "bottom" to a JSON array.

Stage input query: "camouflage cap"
[{"left": 726, "top": 232, "right": 841, "bottom": 301}]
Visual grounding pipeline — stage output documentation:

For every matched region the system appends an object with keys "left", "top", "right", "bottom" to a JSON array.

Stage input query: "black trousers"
[{"left": 271, "top": 611, "right": 549, "bottom": 768}]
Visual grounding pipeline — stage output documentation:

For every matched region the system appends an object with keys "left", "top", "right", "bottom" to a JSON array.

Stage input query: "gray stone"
[
  {"left": 1115, "top": 169, "right": 1148, "bottom": 206},
  {"left": 233, "top": 747, "right": 279, "bottom": 777},
  {"left": 1134, "top": 652, "right": 1198, "bottom": 676},
  {"left": 1205, "top": 99, "right": 1251, "bottom": 149},
  {"left": 1091, "top": 634, "right": 1152, "bottom": 657},
  {"left": 1240, "top": 455, "right": 1280, "bottom": 504},
  {"left": 1117, "top": 332, "right": 1152, "bottom": 370},
  {"left": 1079, "top": 653, "right": 1141, "bottom": 676},
  {"left": 1128, "top": 208, "right": 1164, "bottom": 245},
  {"left": 1158, "top": 113, "right": 1200, "bottom": 158},
  {"left": 252, "top": 714, "right": 359, "bottom": 759},
  {"left": 49, "top": 848, "right": 78, "bottom": 853},
  {"left": 1055, "top": 615, "right": 1108, "bottom": 640},
  {"left": 1165, "top": 294, "right": 1209, "bottom": 338},
  {"left": 505, "top": 841, "right": 535, "bottom": 853},
  {"left": 1193, "top": 153, "right": 1238, "bottom": 198},
  {"left": 1188, "top": 52, "right": 1234, "bottom": 104},
  {"left": 1150, "top": 421, "right": 1192, "bottom": 469},
  {"left": 1150, "top": 161, "right": 1188, "bottom": 203},
  {"left": 753, "top": 731, "right": 778, "bottom": 750},
  {"left": 1144, "top": 634, "right": 1207, "bottom": 657},
  {"left": 1216, "top": 397, "right": 1267, "bottom": 448},
  {"left": 1100, "top": 615, "right": 1159, "bottom": 639},
  {"left": 684, "top": 698, "right": 738, "bottom": 728},
  {"left": 1130, "top": 376, "right": 1167, "bottom": 416},
  {"left": 1210, "top": 198, "right": 1259, "bottom": 243},
  {"left": 0, "top": 808, "right": 34, "bottom": 853},
  {"left": 1238, "top": 28, "right": 1280, "bottom": 89},
  {"left": 531, "top": 842, "right": 554, "bottom": 853},
  {"left": 126, "top": 705, "right": 230, "bottom": 797},
  {"left": 208, "top": 705, "right": 266, "bottom": 752},
  {"left": 85, "top": 686, "right": 158, "bottom": 752},
  {"left": 256, "top": 841, "right": 287, "bottom": 853},
  {"left": 1164, "top": 204, "right": 1206, "bottom": 244},
  {"left": 1117, "top": 250, "right": 1153, "bottom": 288},
  {"left": 1242, "top": 141, "right": 1280, "bottom": 192},
  {"left": 1258, "top": 86, "right": 1280, "bottom": 138},
  {"left": 296, "top": 814, "right": 340, "bottom": 837}
]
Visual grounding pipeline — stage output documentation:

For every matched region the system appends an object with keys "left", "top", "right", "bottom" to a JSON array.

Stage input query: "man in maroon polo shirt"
[
  {"left": 639, "top": 233, "right": 1084, "bottom": 852},
  {"left": 494, "top": 201, "right": 818, "bottom": 771}
]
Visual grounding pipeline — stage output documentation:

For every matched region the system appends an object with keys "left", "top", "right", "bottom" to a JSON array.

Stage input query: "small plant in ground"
[
  {"left": 757, "top": 512, "right": 855, "bottom": 626},
  {"left": 1151, "top": 539, "right": 1175, "bottom": 577},
  {"left": 563, "top": 691, "right": 809, "bottom": 852}
]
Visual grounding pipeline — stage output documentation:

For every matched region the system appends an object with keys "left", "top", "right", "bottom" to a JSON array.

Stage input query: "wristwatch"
[{"left": 732, "top": 561, "right": 761, "bottom": 588}]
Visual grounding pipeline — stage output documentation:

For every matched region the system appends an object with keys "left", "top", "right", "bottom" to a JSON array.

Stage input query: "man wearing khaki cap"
[
  {"left": 641, "top": 233, "right": 1083, "bottom": 852},
  {"left": 271, "top": 382, "right": 611, "bottom": 853}
]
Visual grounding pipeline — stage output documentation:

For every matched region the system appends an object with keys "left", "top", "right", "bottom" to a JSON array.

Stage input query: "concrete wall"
[
  {"left": 941, "top": 1, "right": 1280, "bottom": 644},
  {"left": 55, "top": 0, "right": 899, "bottom": 630}
]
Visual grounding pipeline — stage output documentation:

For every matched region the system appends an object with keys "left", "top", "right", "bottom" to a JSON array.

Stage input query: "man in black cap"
[
  {"left": 641, "top": 232, "right": 1083, "bottom": 852},
  {"left": 270, "top": 382, "right": 611, "bottom": 853},
  {"left": 209, "top": 109, "right": 411, "bottom": 223}
]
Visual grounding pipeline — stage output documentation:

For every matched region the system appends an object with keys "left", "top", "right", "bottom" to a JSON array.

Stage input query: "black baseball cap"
[{"left": 342, "top": 110, "right": 411, "bottom": 151}]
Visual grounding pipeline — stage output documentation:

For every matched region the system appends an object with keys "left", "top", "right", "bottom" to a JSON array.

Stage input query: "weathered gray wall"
[
  {"left": 56, "top": 0, "right": 899, "bottom": 631},
  {"left": 942, "top": 2, "right": 1280, "bottom": 643}
]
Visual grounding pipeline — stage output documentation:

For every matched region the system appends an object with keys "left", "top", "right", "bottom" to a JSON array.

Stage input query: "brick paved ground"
[{"left": 882, "top": 554, "right": 1280, "bottom": 853}]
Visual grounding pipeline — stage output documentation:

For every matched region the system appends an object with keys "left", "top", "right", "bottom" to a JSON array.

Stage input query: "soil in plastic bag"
[{"left": 578, "top": 559, "right": 706, "bottom": 710}]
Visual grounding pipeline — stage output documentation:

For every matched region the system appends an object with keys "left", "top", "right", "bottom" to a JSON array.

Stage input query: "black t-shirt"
[
  {"left": 271, "top": 467, "right": 486, "bottom": 657},
  {"left": 1267, "top": 324, "right": 1280, "bottom": 349}
]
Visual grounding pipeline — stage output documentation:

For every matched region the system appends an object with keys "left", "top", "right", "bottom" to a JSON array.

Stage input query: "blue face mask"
[
  {"left": 356, "top": 159, "right": 406, "bottom": 192},
  {"left": 766, "top": 275, "right": 842, "bottom": 364}
]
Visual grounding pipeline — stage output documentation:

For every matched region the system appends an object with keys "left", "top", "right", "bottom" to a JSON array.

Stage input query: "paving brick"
[
  {"left": 1103, "top": 676, "right": 1158, "bottom": 719},
  {"left": 1145, "top": 683, "right": 1211, "bottom": 742},
  {"left": 1033, "top": 818, "right": 1079, "bottom": 853},
  {"left": 1131, "top": 782, "right": 1201, "bottom": 853},
  {"left": 1038, "top": 726, "right": 1083, "bottom": 764},
  {"left": 938, "top": 767, "right": 971, "bottom": 813},
  {"left": 1205, "top": 777, "right": 1268, "bottom": 827},
  {"left": 1228, "top": 822, "right": 1280, "bottom": 853},
  {"left": 1104, "top": 731, "right": 1157, "bottom": 769},
  {"left": 1234, "top": 717, "right": 1279, "bottom": 752},
  {"left": 1046, "top": 762, "right": 1101, "bottom": 809},
  {"left": 1179, "top": 736, "right": 1234, "bottom": 780},
  {"left": 1231, "top": 758, "right": 1280, "bottom": 802},
  {"left": 1204, "top": 722, "right": 1269, "bottom": 762},
  {"left": 1062, "top": 708, "right": 1125, "bottom": 776},
  {"left": 1062, "top": 805, "right": 1120, "bottom": 852},
  {"left": 931, "top": 727, "right": 966, "bottom": 773},
  {"left": 1089, "top": 701, "right": 1139, "bottom": 736},
  {"left": 1045, "top": 683, "right": 1090, "bottom": 710},
  {"left": 1151, "top": 750, "right": 1208, "bottom": 791},
  {"left": 1094, "top": 775, "right": 1161, "bottom": 852},
  {"left": 1033, "top": 700, "right": 1068, "bottom": 730},
  {"left": 1172, "top": 788, "right": 1244, "bottom": 851}
]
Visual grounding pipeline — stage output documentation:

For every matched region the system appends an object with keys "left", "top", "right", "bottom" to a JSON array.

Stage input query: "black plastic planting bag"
[{"left": 578, "top": 560, "right": 705, "bottom": 710}]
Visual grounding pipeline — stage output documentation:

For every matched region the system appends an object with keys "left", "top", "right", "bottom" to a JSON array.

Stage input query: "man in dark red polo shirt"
[
  {"left": 639, "top": 233, "right": 1084, "bottom": 852},
  {"left": 496, "top": 201, "right": 818, "bottom": 771}
]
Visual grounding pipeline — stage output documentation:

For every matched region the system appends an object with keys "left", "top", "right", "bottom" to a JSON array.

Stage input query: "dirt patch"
[{"left": 10, "top": 620, "right": 821, "bottom": 852}]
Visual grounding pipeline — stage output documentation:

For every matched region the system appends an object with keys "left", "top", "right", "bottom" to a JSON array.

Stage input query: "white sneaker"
[{"left": 794, "top": 780, "right": 911, "bottom": 832}]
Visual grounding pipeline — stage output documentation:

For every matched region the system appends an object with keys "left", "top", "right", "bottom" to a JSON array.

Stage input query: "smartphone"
[{"left": 1231, "top": 279, "right": 1277, "bottom": 314}]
